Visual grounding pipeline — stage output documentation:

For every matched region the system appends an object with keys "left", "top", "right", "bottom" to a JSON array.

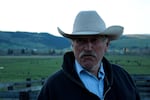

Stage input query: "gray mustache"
[{"left": 79, "top": 51, "right": 97, "bottom": 58}]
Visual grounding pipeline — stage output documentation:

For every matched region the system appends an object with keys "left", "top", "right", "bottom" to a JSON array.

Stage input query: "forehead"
[{"left": 71, "top": 35, "right": 107, "bottom": 40}]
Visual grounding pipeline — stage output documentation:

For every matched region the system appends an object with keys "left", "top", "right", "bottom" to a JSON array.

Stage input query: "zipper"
[{"left": 102, "top": 86, "right": 111, "bottom": 100}]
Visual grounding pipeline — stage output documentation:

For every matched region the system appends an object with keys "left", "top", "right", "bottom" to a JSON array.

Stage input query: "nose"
[{"left": 84, "top": 41, "right": 93, "bottom": 51}]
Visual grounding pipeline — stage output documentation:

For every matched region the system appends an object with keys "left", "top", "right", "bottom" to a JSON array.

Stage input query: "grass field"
[{"left": 0, "top": 55, "right": 149, "bottom": 83}]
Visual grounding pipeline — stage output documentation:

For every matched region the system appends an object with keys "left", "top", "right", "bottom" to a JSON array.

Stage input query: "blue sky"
[{"left": 0, "top": 0, "right": 149, "bottom": 36}]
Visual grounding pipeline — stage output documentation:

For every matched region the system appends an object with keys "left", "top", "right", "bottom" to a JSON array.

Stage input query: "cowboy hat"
[{"left": 57, "top": 10, "right": 124, "bottom": 40}]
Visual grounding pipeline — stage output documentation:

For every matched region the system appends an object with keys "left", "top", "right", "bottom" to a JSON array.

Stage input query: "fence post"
[
  {"left": 19, "top": 91, "right": 29, "bottom": 100},
  {"left": 8, "top": 85, "right": 13, "bottom": 91},
  {"left": 41, "top": 77, "right": 45, "bottom": 85},
  {"left": 26, "top": 78, "right": 31, "bottom": 87}
]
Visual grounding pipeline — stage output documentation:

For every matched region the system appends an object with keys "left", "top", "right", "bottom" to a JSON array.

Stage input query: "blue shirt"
[{"left": 75, "top": 60, "right": 105, "bottom": 99}]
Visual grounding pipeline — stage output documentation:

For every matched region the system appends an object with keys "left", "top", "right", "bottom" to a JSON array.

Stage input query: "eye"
[
  {"left": 90, "top": 38, "right": 99, "bottom": 43},
  {"left": 75, "top": 39, "right": 87, "bottom": 44}
]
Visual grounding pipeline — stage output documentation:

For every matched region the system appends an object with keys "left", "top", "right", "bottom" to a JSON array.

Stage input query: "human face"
[{"left": 72, "top": 36, "right": 109, "bottom": 74}]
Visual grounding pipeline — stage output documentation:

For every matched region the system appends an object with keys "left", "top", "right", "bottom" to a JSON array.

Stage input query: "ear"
[
  {"left": 71, "top": 40, "right": 74, "bottom": 47},
  {"left": 106, "top": 40, "right": 110, "bottom": 46},
  {"left": 106, "top": 39, "right": 110, "bottom": 47},
  {"left": 105, "top": 40, "right": 110, "bottom": 52},
  {"left": 71, "top": 41, "right": 74, "bottom": 49}
]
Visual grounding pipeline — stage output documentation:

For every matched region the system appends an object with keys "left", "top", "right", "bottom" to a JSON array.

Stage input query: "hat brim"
[{"left": 57, "top": 26, "right": 124, "bottom": 41}]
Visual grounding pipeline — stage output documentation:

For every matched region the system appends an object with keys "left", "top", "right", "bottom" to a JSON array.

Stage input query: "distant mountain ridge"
[
  {"left": 0, "top": 31, "right": 150, "bottom": 50},
  {"left": 110, "top": 34, "right": 150, "bottom": 49},
  {"left": 0, "top": 31, "right": 70, "bottom": 50}
]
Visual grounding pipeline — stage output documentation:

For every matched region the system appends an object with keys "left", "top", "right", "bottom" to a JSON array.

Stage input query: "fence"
[
  {"left": 0, "top": 75, "right": 150, "bottom": 100},
  {"left": 5, "top": 78, "right": 45, "bottom": 91},
  {"left": 132, "top": 74, "right": 150, "bottom": 100},
  {"left": 0, "top": 91, "right": 38, "bottom": 100},
  {"left": 0, "top": 78, "right": 45, "bottom": 100}
]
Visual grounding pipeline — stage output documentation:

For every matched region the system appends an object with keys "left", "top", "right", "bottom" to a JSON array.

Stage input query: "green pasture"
[
  {"left": 0, "top": 56, "right": 62, "bottom": 83},
  {"left": 105, "top": 55, "right": 150, "bottom": 74},
  {"left": 0, "top": 55, "right": 149, "bottom": 83}
]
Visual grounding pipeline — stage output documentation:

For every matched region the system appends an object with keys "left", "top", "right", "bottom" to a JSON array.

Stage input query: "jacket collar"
[{"left": 62, "top": 51, "right": 113, "bottom": 87}]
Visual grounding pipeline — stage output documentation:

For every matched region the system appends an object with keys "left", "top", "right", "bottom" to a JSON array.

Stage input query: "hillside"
[
  {"left": 110, "top": 34, "right": 150, "bottom": 49},
  {"left": 0, "top": 31, "right": 70, "bottom": 50},
  {"left": 0, "top": 31, "right": 150, "bottom": 50}
]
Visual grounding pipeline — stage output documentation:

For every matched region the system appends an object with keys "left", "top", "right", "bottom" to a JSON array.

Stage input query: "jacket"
[{"left": 37, "top": 51, "right": 140, "bottom": 100}]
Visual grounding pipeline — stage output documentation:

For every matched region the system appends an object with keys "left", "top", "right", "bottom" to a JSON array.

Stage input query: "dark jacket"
[{"left": 38, "top": 51, "right": 140, "bottom": 100}]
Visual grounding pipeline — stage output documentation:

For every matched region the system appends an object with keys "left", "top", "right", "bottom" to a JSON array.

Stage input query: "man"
[{"left": 38, "top": 10, "right": 140, "bottom": 100}]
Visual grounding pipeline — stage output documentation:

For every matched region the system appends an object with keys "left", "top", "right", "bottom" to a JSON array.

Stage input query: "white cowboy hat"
[{"left": 57, "top": 10, "right": 124, "bottom": 40}]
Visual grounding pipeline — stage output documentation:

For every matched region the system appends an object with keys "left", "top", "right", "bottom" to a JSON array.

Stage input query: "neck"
[{"left": 86, "top": 64, "right": 100, "bottom": 78}]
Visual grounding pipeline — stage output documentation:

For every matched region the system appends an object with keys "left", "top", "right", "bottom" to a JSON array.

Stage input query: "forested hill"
[
  {"left": 0, "top": 31, "right": 150, "bottom": 50},
  {"left": 0, "top": 31, "right": 71, "bottom": 50},
  {"left": 110, "top": 34, "right": 150, "bottom": 49}
]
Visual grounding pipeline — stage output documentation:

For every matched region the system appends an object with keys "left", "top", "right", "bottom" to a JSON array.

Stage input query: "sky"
[{"left": 0, "top": 0, "right": 149, "bottom": 36}]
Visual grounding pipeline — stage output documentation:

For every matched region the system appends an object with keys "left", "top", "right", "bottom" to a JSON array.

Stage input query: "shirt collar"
[{"left": 75, "top": 60, "right": 105, "bottom": 79}]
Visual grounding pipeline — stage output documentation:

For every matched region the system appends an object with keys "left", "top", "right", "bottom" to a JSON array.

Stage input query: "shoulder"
[
  {"left": 103, "top": 57, "right": 132, "bottom": 79},
  {"left": 45, "top": 70, "right": 64, "bottom": 85},
  {"left": 111, "top": 64, "right": 135, "bottom": 85},
  {"left": 112, "top": 64, "right": 128, "bottom": 74},
  {"left": 112, "top": 64, "right": 131, "bottom": 78},
  {"left": 37, "top": 70, "right": 65, "bottom": 99}
]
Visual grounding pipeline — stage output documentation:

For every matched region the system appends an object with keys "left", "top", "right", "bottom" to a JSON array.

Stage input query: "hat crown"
[
  {"left": 73, "top": 11, "right": 106, "bottom": 34},
  {"left": 57, "top": 10, "right": 124, "bottom": 40}
]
